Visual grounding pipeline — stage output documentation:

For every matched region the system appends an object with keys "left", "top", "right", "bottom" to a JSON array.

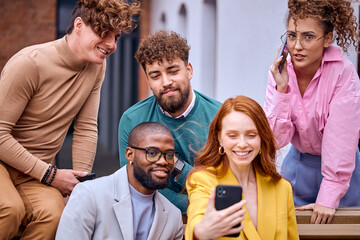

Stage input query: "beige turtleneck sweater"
[{"left": 0, "top": 36, "right": 106, "bottom": 181}]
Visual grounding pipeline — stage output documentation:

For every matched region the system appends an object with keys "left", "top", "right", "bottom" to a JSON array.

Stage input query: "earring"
[
  {"left": 219, "top": 146, "right": 225, "bottom": 155},
  {"left": 259, "top": 149, "right": 262, "bottom": 155},
  {"left": 129, "top": 161, "right": 133, "bottom": 165}
]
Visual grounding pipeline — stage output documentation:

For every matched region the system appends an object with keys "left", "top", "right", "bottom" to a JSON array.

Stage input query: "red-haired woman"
[
  {"left": 185, "top": 96, "right": 299, "bottom": 240},
  {"left": 265, "top": 0, "right": 360, "bottom": 224}
]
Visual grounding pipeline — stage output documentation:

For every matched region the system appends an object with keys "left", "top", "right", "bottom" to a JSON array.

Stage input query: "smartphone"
[
  {"left": 278, "top": 33, "right": 288, "bottom": 73},
  {"left": 215, "top": 184, "right": 243, "bottom": 238},
  {"left": 76, "top": 173, "right": 96, "bottom": 182}
]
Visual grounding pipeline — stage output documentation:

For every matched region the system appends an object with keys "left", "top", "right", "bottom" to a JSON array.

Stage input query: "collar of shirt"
[
  {"left": 129, "top": 183, "right": 155, "bottom": 199},
  {"left": 159, "top": 90, "right": 196, "bottom": 119},
  {"left": 322, "top": 45, "right": 343, "bottom": 63}
]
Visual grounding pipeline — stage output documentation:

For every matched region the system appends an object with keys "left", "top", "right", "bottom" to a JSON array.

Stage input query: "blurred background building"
[{"left": 0, "top": 0, "right": 359, "bottom": 176}]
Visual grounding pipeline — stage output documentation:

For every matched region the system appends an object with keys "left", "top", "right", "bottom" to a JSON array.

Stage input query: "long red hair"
[{"left": 188, "top": 95, "right": 281, "bottom": 181}]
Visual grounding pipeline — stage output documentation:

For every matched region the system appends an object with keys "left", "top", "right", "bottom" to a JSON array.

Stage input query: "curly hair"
[
  {"left": 287, "top": 0, "right": 360, "bottom": 53},
  {"left": 187, "top": 96, "right": 282, "bottom": 184},
  {"left": 135, "top": 30, "right": 191, "bottom": 71},
  {"left": 66, "top": 0, "right": 141, "bottom": 38}
]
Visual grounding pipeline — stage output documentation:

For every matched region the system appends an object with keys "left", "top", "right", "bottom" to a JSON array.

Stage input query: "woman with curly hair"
[
  {"left": 264, "top": 0, "right": 360, "bottom": 224},
  {"left": 186, "top": 96, "right": 299, "bottom": 240}
]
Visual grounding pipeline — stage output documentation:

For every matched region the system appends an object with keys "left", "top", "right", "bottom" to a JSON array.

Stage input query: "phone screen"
[{"left": 215, "top": 184, "right": 243, "bottom": 237}]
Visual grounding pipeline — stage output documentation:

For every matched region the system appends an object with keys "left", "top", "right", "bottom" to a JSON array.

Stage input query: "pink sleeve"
[
  {"left": 264, "top": 70, "right": 295, "bottom": 148},
  {"left": 316, "top": 66, "right": 360, "bottom": 208}
]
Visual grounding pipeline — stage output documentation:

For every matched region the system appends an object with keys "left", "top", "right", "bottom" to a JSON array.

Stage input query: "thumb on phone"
[{"left": 72, "top": 170, "right": 88, "bottom": 177}]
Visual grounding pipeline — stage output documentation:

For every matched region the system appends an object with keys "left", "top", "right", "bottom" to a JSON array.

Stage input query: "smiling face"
[
  {"left": 73, "top": 17, "right": 120, "bottom": 64},
  {"left": 287, "top": 17, "right": 332, "bottom": 73},
  {"left": 145, "top": 57, "right": 193, "bottom": 117},
  {"left": 218, "top": 110, "right": 261, "bottom": 169},
  {"left": 126, "top": 132, "right": 174, "bottom": 195}
]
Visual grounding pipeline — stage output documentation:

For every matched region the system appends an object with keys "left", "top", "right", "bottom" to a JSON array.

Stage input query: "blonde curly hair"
[
  {"left": 67, "top": 0, "right": 141, "bottom": 38},
  {"left": 288, "top": 0, "right": 360, "bottom": 53}
]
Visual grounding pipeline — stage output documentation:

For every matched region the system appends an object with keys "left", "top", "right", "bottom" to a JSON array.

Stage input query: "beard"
[
  {"left": 133, "top": 161, "right": 171, "bottom": 190},
  {"left": 155, "top": 85, "right": 191, "bottom": 114}
]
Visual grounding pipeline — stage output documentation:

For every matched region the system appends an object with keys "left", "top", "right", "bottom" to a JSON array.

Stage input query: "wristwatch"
[{"left": 172, "top": 159, "right": 185, "bottom": 176}]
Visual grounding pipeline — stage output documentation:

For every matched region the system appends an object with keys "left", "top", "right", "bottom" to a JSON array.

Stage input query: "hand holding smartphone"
[
  {"left": 215, "top": 184, "right": 243, "bottom": 238},
  {"left": 76, "top": 173, "right": 96, "bottom": 182},
  {"left": 278, "top": 33, "right": 288, "bottom": 73}
]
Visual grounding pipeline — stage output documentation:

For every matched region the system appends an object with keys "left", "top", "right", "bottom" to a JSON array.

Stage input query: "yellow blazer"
[{"left": 185, "top": 166, "right": 299, "bottom": 240}]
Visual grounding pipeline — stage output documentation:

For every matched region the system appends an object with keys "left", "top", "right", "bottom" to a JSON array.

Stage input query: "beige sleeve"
[
  {"left": 0, "top": 54, "right": 48, "bottom": 180},
  {"left": 71, "top": 63, "right": 106, "bottom": 173}
]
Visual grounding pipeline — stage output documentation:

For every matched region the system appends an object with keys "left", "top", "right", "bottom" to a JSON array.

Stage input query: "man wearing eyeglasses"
[{"left": 56, "top": 122, "right": 183, "bottom": 240}]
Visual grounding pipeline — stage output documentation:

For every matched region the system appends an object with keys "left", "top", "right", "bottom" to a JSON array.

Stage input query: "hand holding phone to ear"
[{"left": 270, "top": 39, "right": 289, "bottom": 93}]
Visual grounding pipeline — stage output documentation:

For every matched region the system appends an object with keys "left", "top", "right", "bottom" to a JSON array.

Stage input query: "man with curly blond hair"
[
  {"left": 118, "top": 30, "right": 221, "bottom": 214},
  {"left": 0, "top": 0, "right": 140, "bottom": 239}
]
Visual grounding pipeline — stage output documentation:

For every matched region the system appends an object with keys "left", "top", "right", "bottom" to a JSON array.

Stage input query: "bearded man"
[
  {"left": 118, "top": 30, "right": 221, "bottom": 214},
  {"left": 56, "top": 122, "right": 183, "bottom": 239}
]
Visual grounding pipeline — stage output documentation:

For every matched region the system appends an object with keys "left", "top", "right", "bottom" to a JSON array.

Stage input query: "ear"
[
  {"left": 187, "top": 62, "right": 193, "bottom": 80},
  {"left": 74, "top": 17, "right": 83, "bottom": 33},
  {"left": 323, "top": 32, "right": 333, "bottom": 48},
  {"left": 125, "top": 147, "right": 134, "bottom": 164}
]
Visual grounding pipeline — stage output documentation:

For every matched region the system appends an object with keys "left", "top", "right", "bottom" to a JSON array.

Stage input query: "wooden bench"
[
  {"left": 182, "top": 207, "right": 360, "bottom": 239},
  {"left": 296, "top": 207, "right": 360, "bottom": 240},
  {"left": 13, "top": 207, "right": 360, "bottom": 239}
]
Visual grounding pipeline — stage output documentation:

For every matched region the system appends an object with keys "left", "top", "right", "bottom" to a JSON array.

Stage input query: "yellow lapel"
[
  {"left": 256, "top": 171, "right": 276, "bottom": 239},
  {"left": 215, "top": 167, "right": 277, "bottom": 240},
  {"left": 241, "top": 203, "right": 261, "bottom": 240},
  {"left": 217, "top": 168, "right": 261, "bottom": 240}
]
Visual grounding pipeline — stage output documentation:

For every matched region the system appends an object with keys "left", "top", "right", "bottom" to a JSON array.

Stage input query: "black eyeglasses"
[{"left": 131, "top": 146, "right": 180, "bottom": 163}]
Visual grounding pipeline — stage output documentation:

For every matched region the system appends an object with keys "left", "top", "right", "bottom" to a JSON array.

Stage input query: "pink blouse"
[{"left": 264, "top": 45, "right": 360, "bottom": 208}]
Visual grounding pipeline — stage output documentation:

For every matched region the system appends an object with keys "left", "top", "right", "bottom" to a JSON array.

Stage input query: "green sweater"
[{"left": 118, "top": 90, "right": 221, "bottom": 214}]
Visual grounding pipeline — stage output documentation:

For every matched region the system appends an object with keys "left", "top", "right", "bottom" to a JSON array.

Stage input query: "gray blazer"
[{"left": 55, "top": 167, "right": 183, "bottom": 240}]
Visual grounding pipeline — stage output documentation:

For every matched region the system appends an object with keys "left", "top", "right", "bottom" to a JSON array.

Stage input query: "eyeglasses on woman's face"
[
  {"left": 131, "top": 146, "right": 180, "bottom": 163},
  {"left": 281, "top": 31, "right": 325, "bottom": 49}
]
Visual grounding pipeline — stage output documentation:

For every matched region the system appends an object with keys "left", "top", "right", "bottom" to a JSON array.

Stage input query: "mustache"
[
  {"left": 148, "top": 166, "right": 171, "bottom": 173},
  {"left": 160, "top": 86, "right": 178, "bottom": 94}
]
